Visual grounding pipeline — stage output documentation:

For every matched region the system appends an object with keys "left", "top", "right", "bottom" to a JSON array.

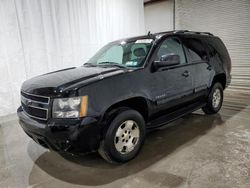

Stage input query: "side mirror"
[{"left": 153, "top": 53, "right": 180, "bottom": 70}]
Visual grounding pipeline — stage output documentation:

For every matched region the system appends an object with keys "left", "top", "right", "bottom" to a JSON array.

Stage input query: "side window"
[
  {"left": 207, "top": 43, "right": 221, "bottom": 60},
  {"left": 97, "top": 45, "right": 123, "bottom": 64},
  {"left": 206, "top": 37, "right": 230, "bottom": 65},
  {"left": 156, "top": 37, "right": 186, "bottom": 64},
  {"left": 181, "top": 38, "right": 207, "bottom": 62}
]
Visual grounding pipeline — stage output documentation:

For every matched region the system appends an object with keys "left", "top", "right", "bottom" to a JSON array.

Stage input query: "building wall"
[
  {"left": 0, "top": 0, "right": 145, "bottom": 117},
  {"left": 144, "top": 0, "right": 174, "bottom": 33},
  {"left": 176, "top": 0, "right": 250, "bottom": 93}
]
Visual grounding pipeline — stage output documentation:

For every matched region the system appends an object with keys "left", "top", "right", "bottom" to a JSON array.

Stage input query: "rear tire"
[
  {"left": 202, "top": 82, "right": 223, "bottom": 114},
  {"left": 98, "top": 109, "right": 145, "bottom": 163}
]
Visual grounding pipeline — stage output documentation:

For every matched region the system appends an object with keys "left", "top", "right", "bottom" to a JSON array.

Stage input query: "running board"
[{"left": 147, "top": 102, "right": 206, "bottom": 129}]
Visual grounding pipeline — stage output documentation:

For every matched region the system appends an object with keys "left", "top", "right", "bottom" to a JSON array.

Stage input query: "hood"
[{"left": 21, "top": 66, "right": 126, "bottom": 96}]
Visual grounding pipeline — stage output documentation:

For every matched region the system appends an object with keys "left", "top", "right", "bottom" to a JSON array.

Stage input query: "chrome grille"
[{"left": 21, "top": 91, "right": 50, "bottom": 120}]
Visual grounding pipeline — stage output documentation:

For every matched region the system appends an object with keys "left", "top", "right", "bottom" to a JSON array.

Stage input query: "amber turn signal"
[{"left": 80, "top": 96, "right": 88, "bottom": 117}]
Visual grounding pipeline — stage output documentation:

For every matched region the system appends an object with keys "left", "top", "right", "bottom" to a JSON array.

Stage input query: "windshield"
[{"left": 85, "top": 39, "right": 153, "bottom": 68}]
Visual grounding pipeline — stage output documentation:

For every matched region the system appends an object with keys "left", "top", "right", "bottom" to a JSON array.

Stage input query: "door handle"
[
  {"left": 182, "top": 71, "right": 190, "bottom": 77},
  {"left": 207, "top": 65, "right": 212, "bottom": 71}
]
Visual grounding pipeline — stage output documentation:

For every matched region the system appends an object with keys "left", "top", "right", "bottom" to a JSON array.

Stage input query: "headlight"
[{"left": 52, "top": 96, "right": 88, "bottom": 118}]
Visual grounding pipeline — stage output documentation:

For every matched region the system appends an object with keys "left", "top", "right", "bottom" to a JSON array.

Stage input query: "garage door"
[{"left": 175, "top": 0, "right": 250, "bottom": 93}]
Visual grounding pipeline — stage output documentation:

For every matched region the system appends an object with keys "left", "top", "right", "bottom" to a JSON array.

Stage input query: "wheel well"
[
  {"left": 212, "top": 73, "right": 226, "bottom": 89},
  {"left": 103, "top": 97, "right": 149, "bottom": 123}
]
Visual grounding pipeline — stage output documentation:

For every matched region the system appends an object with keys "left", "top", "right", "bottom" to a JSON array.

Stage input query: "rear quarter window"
[{"left": 205, "top": 37, "right": 230, "bottom": 64}]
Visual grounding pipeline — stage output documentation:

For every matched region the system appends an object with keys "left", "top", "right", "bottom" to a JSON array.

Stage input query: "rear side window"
[{"left": 181, "top": 38, "right": 207, "bottom": 62}]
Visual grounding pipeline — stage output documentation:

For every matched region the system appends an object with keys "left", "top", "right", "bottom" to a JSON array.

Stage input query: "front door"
[{"left": 150, "top": 37, "right": 194, "bottom": 113}]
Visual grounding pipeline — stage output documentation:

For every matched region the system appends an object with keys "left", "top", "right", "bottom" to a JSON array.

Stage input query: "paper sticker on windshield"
[
  {"left": 135, "top": 39, "right": 153, "bottom": 44},
  {"left": 125, "top": 61, "right": 139, "bottom": 66}
]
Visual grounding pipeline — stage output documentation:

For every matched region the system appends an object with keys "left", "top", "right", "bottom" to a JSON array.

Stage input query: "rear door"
[{"left": 180, "top": 36, "right": 214, "bottom": 97}]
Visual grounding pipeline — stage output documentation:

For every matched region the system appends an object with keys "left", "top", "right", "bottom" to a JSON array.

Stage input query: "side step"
[{"left": 147, "top": 102, "right": 206, "bottom": 129}]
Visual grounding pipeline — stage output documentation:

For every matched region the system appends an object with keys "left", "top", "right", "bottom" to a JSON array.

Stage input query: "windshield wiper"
[
  {"left": 98, "top": 62, "right": 127, "bottom": 69},
  {"left": 83, "top": 63, "right": 98, "bottom": 67}
]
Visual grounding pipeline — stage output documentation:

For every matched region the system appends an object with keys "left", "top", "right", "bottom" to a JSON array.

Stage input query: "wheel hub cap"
[
  {"left": 212, "top": 88, "right": 221, "bottom": 108},
  {"left": 114, "top": 120, "right": 140, "bottom": 154}
]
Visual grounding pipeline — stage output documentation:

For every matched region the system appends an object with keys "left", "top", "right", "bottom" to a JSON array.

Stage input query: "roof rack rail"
[
  {"left": 174, "top": 30, "right": 213, "bottom": 36},
  {"left": 174, "top": 30, "right": 189, "bottom": 34}
]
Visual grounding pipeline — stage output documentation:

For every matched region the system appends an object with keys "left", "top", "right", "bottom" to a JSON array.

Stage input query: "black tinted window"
[
  {"left": 156, "top": 37, "right": 186, "bottom": 64},
  {"left": 205, "top": 37, "right": 230, "bottom": 64},
  {"left": 182, "top": 38, "right": 207, "bottom": 62}
]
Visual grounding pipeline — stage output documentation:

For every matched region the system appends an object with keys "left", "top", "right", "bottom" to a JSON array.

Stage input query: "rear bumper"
[{"left": 17, "top": 106, "right": 101, "bottom": 154}]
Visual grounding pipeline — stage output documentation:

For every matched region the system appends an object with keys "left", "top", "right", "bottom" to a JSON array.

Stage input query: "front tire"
[
  {"left": 98, "top": 109, "right": 146, "bottom": 163},
  {"left": 202, "top": 82, "right": 223, "bottom": 114}
]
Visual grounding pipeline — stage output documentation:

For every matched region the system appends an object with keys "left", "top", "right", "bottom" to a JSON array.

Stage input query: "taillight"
[{"left": 229, "top": 57, "right": 232, "bottom": 74}]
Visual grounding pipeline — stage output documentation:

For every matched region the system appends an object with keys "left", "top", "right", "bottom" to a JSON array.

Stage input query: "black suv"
[{"left": 18, "top": 30, "right": 231, "bottom": 163}]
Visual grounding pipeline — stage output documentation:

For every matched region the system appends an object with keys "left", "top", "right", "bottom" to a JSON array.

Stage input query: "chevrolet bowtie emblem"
[{"left": 26, "top": 100, "right": 32, "bottom": 106}]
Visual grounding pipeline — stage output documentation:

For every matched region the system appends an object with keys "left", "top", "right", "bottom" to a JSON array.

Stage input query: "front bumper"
[{"left": 17, "top": 106, "right": 101, "bottom": 154}]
